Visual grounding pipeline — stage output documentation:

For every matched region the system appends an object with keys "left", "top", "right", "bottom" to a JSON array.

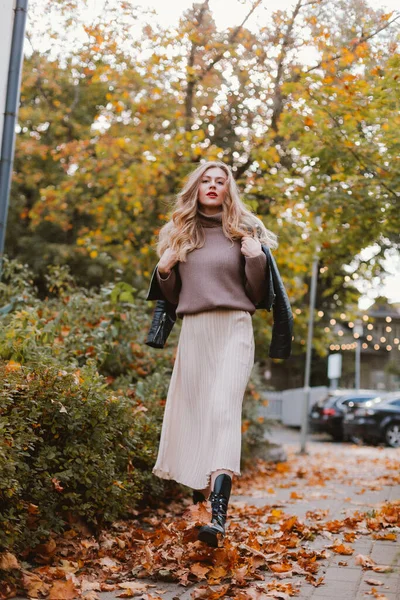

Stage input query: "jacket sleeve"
[
  {"left": 244, "top": 252, "right": 267, "bottom": 305},
  {"left": 268, "top": 252, "right": 293, "bottom": 360},
  {"left": 156, "top": 266, "right": 180, "bottom": 305}
]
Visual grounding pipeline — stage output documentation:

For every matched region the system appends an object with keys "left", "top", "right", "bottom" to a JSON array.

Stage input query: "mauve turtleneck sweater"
[{"left": 156, "top": 210, "right": 267, "bottom": 318}]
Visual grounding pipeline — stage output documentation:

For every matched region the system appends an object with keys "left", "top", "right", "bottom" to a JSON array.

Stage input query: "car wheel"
[
  {"left": 384, "top": 423, "right": 400, "bottom": 448},
  {"left": 332, "top": 429, "right": 343, "bottom": 442}
]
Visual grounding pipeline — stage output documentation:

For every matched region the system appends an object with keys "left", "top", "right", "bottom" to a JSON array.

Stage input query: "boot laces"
[{"left": 209, "top": 491, "right": 228, "bottom": 519}]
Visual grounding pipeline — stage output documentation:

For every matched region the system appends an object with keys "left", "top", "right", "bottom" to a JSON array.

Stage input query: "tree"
[{"left": 6, "top": 0, "right": 400, "bottom": 360}]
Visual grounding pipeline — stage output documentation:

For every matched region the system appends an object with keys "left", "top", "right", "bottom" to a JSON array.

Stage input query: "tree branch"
[
  {"left": 306, "top": 91, "right": 399, "bottom": 199},
  {"left": 184, "top": 1, "right": 209, "bottom": 130},
  {"left": 271, "top": 0, "right": 303, "bottom": 132},
  {"left": 294, "top": 12, "right": 400, "bottom": 80},
  {"left": 184, "top": 0, "right": 263, "bottom": 130},
  {"left": 200, "top": 0, "right": 263, "bottom": 79}
]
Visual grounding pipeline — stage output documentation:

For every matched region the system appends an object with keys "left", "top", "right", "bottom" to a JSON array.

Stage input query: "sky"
[{"left": 135, "top": 0, "right": 399, "bottom": 31}]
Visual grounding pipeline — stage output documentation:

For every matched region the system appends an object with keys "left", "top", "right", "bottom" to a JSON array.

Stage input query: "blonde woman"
[{"left": 146, "top": 161, "right": 292, "bottom": 547}]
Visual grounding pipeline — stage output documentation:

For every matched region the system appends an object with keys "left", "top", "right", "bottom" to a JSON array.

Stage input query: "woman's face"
[{"left": 197, "top": 167, "right": 228, "bottom": 215}]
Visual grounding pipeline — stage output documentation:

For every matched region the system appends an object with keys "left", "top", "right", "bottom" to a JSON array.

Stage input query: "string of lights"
[{"left": 293, "top": 310, "right": 400, "bottom": 352}]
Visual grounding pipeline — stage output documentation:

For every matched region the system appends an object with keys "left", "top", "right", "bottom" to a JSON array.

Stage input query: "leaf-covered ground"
[{"left": 2, "top": 440, "right": 400, "bottom": 600}]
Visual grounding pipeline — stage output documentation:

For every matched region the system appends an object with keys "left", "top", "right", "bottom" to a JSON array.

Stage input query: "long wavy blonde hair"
[{"left": 157, "top": 161, "right": 278, "bottom": 260}]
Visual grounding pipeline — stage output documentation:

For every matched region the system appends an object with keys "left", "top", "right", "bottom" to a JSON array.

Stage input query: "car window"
[
  {"left": 341, "top": 396, "right": 378, "bottom": 406},
  {"left": 389, "top": 399, "right": 400, "bottom": 407}
]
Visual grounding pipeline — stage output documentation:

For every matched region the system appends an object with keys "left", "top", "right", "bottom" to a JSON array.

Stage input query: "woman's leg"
[
  {"left": 211, "top": 469, "right": 233, "bottom": 488},
  {"left": 201, "top": 469, "right": 233, "bottom": 500},
  {"left": 194, "top": 469, "right": 233, "bottom": 503}
]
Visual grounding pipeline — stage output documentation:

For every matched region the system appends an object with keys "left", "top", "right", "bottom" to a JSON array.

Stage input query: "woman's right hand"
[{"left": 158, "top": 248, "right": 179, "bottom": 275}]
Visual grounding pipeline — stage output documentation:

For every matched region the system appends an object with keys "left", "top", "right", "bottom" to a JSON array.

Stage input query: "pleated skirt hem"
[{"left": 152, "top": 465, "right": 242, "bottom": 491}]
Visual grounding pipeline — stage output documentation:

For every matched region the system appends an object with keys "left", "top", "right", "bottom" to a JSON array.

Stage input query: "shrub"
[
  {"left": 0, "top": 258, "right": 269, "bottom": 554},
  {"left": 241, "top": 362, "right": 271, "bottom": 463},
  {"left": 0, "top": 361, "right": 178, "bottom": 553}
]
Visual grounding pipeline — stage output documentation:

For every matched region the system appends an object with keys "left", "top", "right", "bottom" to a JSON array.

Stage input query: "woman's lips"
[{"left": 207, "top": 192, "right": 217, "bottom": 197}]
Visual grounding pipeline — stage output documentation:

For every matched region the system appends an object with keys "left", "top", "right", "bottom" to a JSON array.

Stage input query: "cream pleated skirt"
[{"left": 152, "top": 309, "right": 255, "bottom": 490}]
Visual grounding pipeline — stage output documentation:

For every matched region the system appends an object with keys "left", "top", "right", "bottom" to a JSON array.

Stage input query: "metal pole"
[
  {"left": 355, "top": 340, "right": 361, "bottom": 391},
  {"left": 299, "top": 254, "right": 319, "bottom": 453},
  {"left": 299, "top": 215, "right": 321, "bottom": 455},
  {"left": 0, "top": 0, "right": 28, "bottom": 279},
  {"left": 354, "top": 319, "right": 363, "bottom": 392}
]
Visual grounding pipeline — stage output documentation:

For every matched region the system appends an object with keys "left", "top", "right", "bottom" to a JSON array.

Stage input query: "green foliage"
[
  {"left": 241, "top": 363, "right": 272, "bottom": 464},
  {"left": 0, "top": 259, "right": 267, "bottom": 553},
  {"left": 0, "top": 361, "right": 175, "bottom": 553}
]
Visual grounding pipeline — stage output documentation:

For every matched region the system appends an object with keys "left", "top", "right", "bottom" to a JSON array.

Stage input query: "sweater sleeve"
[
  {"left": 244, "top": 252, "right": 267, "bottom": 305},
  {"left": 156, "top": 266, "right": 180, "bottom": 305}
]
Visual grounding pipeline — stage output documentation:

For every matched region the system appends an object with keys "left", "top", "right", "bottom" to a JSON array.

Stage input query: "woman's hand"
[
  {"left": 241, "top": 236, "right": 262, "bottom": 258},
  {"left": 158, "top": 248, "right": 179, "bottom": 275}
]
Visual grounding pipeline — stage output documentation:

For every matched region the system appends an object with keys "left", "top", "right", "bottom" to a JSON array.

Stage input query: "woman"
[{"left": 149, "top": 161, "right": 279, "bottom": 548}]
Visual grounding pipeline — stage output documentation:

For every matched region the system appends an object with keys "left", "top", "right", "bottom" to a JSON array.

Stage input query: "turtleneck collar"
[{"left": 197, "top": 209, "right": 223, "bottom": 228}]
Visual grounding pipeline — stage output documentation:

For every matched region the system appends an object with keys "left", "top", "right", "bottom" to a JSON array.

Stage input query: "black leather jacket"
[{"left": 146, "top": 244, "right": 293, "bottom": 359}]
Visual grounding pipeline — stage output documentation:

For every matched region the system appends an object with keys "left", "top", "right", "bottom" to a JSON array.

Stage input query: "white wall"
[
  {"left": 281, "top": 386, "right": 328, "bottom": 427},
  {"left": 0, "top": 0, "right": 16, "bottom": 152}
]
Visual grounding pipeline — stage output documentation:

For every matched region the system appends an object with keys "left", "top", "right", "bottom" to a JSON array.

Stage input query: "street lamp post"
[
  {"left": 0, "top": 0, "right": 29, "bottom": 279},
  {"left": 354, "top": 319, "right": 363, "bottom": 392},
  {"left": 299, "top": 215, "right": 321, "bottom": 455}
]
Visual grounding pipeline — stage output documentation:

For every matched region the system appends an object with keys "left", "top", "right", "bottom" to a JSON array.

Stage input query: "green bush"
[
  {"left": 0, "top": 361, "right": 178, "bottom": 553},
  {"left": 0, "top": 258, "right": 269, "bottom": 554}
]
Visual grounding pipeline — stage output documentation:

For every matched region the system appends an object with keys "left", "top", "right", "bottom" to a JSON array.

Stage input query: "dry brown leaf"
[
  {"left": 365, "top": 578, "right": 384, "bottom": 586},
  {"left": 100, "top": 583, "right": 118, "bottom": 592},
  {"left": 371, "top": 564, "right": 392, "bottom": 573},
  {"left": 99, "top": 556, "right": 119, "bottom": 568},
  {"left": 0, "top": 552, "right": 20, "bottom": 571},
  {"left": 21, "top": 571, "right": 49, "bottom": 598},
  {"left": 331, "top": 542, "right": 354, "bottom": 555},
  {"left": 372, "top": 532, "right": 397, "bottom": 541},
  {"left": 190, "top": 563, "right": 210, "bottom": 579},
  {"left": 206, "top": 565, "right": 228, "bottom": 581},
  {"left": 191, "top": 584, "right": 231, "bottom": 599},
  {"left": 231, "top": 564, "right": 249, "bottom": 585},
  {"left": 81, "top": 580, "right": 101, "bottom": 593},
  {"left": 82, "top": 592, "right": 100, "bottom": 600},
  {"left": 48, "top": 579, "right": 79, "bottom": 600},
  {"left": 34, "top": 538, "right": 57, "bottom": 563},
  {"left": 118, "top": 581, "right": 149, "bottom": 594},
  {"left": 270, "top": 562, "right": 292, "bottom": 573},
  {"left": 290, "top": 491, "right": 303, "bottom": 500},
  {"left": 266, "top": 592, "right": 290, "bottom": 600},
  {"left": 365, "top": 588, "right": 389, "bottom": 599},
  {"left": 355, "top": 553, "right": 376, "bottom": 568},
  {"left": 183, "top": 502, "right": 211, "bottom": 525}
]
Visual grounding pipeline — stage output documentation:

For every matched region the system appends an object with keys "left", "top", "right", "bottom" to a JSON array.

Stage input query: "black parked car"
[
  {"left": 309, "top": 389, "right": 382, "bottom": 441},
  {"left": 343, "top": 393, "right": 400, "bottom": 448}
]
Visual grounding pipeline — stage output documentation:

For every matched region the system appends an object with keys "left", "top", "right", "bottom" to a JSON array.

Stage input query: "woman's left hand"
[{"left": 241, "top": 235, "right": 262, "bottom": 258}]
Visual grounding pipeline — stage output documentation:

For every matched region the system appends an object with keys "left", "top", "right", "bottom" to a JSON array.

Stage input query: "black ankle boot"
[
  {"left": 197, "top": 474, "right": 232, "bottom": 547},
  {"left": 192, "top": 490, "right": 206, "bottom": 504}
]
